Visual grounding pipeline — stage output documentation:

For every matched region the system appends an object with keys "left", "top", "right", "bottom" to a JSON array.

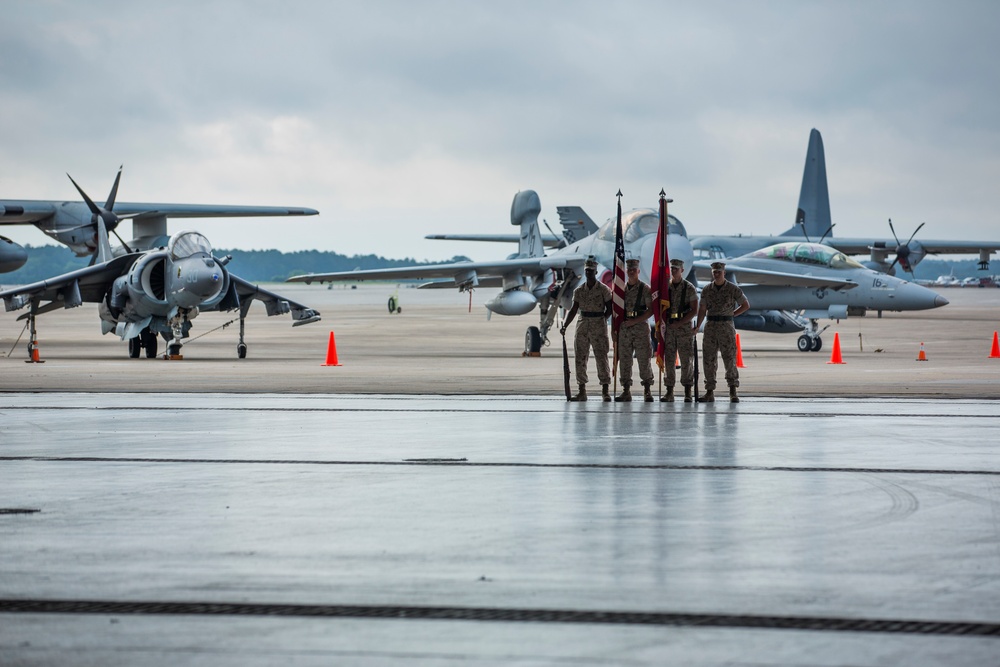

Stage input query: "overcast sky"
[{"left": 3, "top": 1, "right": 999, "bottom": 262}]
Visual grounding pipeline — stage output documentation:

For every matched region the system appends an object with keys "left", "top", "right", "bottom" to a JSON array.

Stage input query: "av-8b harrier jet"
[{"left": 1, "top": 172, "right": 320, "bottom": 360}]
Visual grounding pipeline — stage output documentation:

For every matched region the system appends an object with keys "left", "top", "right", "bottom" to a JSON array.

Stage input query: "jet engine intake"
[
  {"left": 485, "top": 289, "right": 538, "bottom": 316},
  {"left": 0, "top": 236, "right": 28, "bottom": 273}
]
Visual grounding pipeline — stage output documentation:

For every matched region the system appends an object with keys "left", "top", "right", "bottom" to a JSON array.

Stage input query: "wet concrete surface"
[{"left": 2, "top": 393, "right": 999, "bottom": 665}]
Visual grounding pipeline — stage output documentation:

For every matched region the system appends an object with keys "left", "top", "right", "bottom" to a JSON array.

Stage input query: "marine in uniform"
[
  {"left": 560, "top": 256, "right": 613, "bottom": 402},
  {"left": 615, "top": 258, "right": 654, "bottom": 402},
  {"left": 694, "top": 261, "right": 750, "bottom": 402},
  {"left": 657, "top": 258, "right": 698, "bottom": 402}
]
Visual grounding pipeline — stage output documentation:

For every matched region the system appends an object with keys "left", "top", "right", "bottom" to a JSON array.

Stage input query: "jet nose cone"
[{"left": 900, "top": 282, "right": 948, "bottom": 310}]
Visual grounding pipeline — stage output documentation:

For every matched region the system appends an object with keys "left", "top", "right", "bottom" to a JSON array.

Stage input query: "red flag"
[
  {"left": 610, "top": 190, "right": 627, "bottom": 343},
  {"left": 651, "top": 191, "right": 672, "bottom": 370}
]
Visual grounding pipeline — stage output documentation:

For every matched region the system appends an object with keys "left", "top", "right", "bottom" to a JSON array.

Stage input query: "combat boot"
[
  {"left": 643, "top": 383, "right": 653, "bottom": 403},
  {"left": 660, "top": 387, "right": 674, "bottom": 403},
  {"left": 602, "top": 384, "right": 611, "bottom": 402},
  {"left": 614, "top": 386, "right": 632, "bottom": 402},
  {"left": 684, "top": 385, "right": 693, "bottom": 403},
  {"left": 569, "top": 385, "right": 587, "bottom": 402},
  {"left": 700, "top": 389, "right": 715, "bottom": 403},
  {"left": 729, "top": 386, "right": 740, "bottom": 403}
]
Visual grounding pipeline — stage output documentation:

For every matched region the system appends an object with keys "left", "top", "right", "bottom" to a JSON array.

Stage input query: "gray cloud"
[{"left": 2, "top": 0, "right": 999, "bottom": 260}]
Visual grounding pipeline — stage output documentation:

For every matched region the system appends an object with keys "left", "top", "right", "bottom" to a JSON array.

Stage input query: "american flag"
[
  {"left": 650, "top": 191, "right": 672, "bottom": 370},
  {"left": 610, "top": 190, "right": 627, "bottom": 343}
]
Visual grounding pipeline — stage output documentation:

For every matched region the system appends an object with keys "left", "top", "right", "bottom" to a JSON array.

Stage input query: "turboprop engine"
[{"left": 485, "top": 289, "right": 538, "bottom": 316}]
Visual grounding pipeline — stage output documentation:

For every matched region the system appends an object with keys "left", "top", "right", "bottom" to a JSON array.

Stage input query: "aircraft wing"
[
  {"left": 111, "top": 203, "right": 319, "bottom": 220},
  {"left": 0, "top": 201, "right": 317, "bottom": 225},
  {"left": 0, "top": 254, "right": 142, "bottom": 314},
  {"left": 827, "top": 237, "right": 1000, "bottom": 256},
  {"left": 425, "top": 234, "right": 562, "bottom": 247},
  {"left": 693, "top": 261, "right": 858, "bottom": 290},
  {"left": 286, "top": 255, "right": 589, "bottom": 286},
  {"left": 226, "top": 274, "right": 322, "bottom": 326}
]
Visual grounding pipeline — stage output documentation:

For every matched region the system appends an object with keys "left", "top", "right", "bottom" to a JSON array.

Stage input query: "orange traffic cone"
[
  {"left": 916, "top": 342, "right": 928, "bottom": 361},
  {"left": 736, "top": 333, "right": 746, "bottom": 368},
  {"left": 826, "top": 332, "right": 845, "bottom": 364},
  {"left": 322, "top": 331, "right": 342, "bottom": 366},
  {"left": 675, "top": 352, "right": 680, "bottom": 369},
  {"left": 990, "top": 331, "right": 1000, "bottom": 358}
]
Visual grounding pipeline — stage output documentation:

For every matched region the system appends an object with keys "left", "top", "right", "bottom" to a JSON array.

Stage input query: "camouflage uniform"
[
  {"left": 571, "top": 281, "right": 612, "bottom": 386},
  {"left": 661, "top": 278, "right": 697, "bottom": 388},
  {"left": 617, "top": 280, "right": 653, "bottom": 387},
  {"left": 700, "top": 280, "right": 746, "bottom": 391}
]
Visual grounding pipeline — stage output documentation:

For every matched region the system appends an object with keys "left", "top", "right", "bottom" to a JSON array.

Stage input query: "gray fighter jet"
[
  {"left": 0, "top": 166, "right": 317, "bottom": 273},
  {"left": 1, "top": 174, "right": 320, "bottom": 361},
  {"left": 693, "top": 240, "right": 949, "bottom": 352}
]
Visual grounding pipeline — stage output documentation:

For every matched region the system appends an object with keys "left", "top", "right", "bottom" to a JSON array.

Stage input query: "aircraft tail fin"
[
  {"left": 781, "top": 128, "right": 832, "bottom": 239},
  {"left": 511, "top": 190, "right": 544, "bottom": 258},
  {"left": 555, "top": 206, "right": 599, "bottom": 244}
]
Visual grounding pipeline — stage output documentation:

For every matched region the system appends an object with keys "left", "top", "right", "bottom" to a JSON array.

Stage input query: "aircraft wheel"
[
  {"left": 387, "top": 296, "right": 397, "bottom": 314},
  {"left": 168, "top": 343, "right": 182, "bottom": 357},
  {"left": 128, "top": 337, "right": 141, "bottom": 358},
  {"left": 237, "top": 343, "right": 247, "bottom": 359},
  {"left": 142, "top": 329, "right": 158, "bottom": 358},
  {"left": 810, "top": 336, "right": 823, "bottom": 352},
  {"left": 524, "top": 326, "right": 542, "bottom": 355},
  {"left": 796, "top": 335, "right": 812, "bottom": 352}
]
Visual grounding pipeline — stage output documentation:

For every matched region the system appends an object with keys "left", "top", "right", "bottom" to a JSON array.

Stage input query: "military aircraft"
[
  {"left": 693, "top": 240, "right": 949, "bottom": 352},
  {"left": 0, "top": 166, "right": 318, "bottom": 273},
  {"left": 1, "top": 174, "right": 321, "bottom": 361},
  {"left": 287, "top": 189, "right": 694, "bottom": 355},
  {"left": 424, "top": 205, "right": 600, "bottom": 249},
  {"left": 690, "top": 129, "right": 1000, "bottom": 276}
]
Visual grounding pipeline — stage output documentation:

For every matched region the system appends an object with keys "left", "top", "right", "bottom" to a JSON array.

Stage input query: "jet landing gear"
[
  {"left": 127, "top": 328, "right": 159, "bottom": 359},
  {"left": 796, "top": 319, "right": 830, "bottom": 352},
  {"left": 797, "top": 334, "right": 823, "bottom": 352},
  {"left": 237, "top": 315, "right": 248, "bottom": 359},
  {"left": 524, "top": 326, "right": 543, "bottom": 356}
]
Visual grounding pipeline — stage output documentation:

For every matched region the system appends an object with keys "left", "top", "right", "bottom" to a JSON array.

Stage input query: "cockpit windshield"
[
  {"left": 596, "top": 209, "right": 687, "bottom": 243},
  {"left": 168, "top": 231, "right": 214, "bottom": 260},
  {"left": 750, "top": 242, "right": 865, "bottom": 270}
]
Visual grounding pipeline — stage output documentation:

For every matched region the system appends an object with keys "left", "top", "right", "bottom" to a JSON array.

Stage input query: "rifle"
[
  {"left": 692, "top": 334, "right": 700, "bottom": 403},
  {"left": 562, "top": 331, "right": 572, "bottom": 401}
]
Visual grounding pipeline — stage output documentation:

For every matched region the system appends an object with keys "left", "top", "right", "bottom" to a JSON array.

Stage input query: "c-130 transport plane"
[
  {"left": 0, "top": 166, "right": 318, "bottom": 273},
  {"left": 1, "top": 171, "right": 321, "bottom": 360}
]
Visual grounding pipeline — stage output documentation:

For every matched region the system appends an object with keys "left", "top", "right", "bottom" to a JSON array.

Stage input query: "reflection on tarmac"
[{"left": 2, "top": 394, "right": 999, "bottom": 665}]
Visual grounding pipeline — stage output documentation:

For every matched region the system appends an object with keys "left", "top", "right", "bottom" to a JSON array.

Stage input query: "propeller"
[
  {"left": 66, "top": 166, "right": 135, "bottom": 256},
  {"left": 803, "top": 224, "right": 835, "bottom": 245},
  {"left": 887, "top": 218, "right": 926, "bottom": 277}
]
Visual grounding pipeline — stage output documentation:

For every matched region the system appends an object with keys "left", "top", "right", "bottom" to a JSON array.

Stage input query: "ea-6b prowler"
[
  {"left": 1, "top": 172, "right": 320, "bottom": 360},
  {"left": 287, "top": 189, "right": 695, "bottom": 355}
]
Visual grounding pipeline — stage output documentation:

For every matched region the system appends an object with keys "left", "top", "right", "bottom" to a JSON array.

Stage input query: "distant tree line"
[{"left": 0, "top": 245, "right": 472, "bottom": 285}]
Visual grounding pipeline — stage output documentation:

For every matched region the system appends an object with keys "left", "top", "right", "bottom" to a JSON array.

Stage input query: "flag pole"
[
  {"left": 652, "top": 189, "right": 672, "bottom": 400},
  {"left": 611, "top": 189, "right": 626, "bottom": 399}
]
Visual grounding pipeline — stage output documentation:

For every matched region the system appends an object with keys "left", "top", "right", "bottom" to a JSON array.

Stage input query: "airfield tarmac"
[
  {"left": 2, "top": 283, "right": 1000, "bottom": 665},
  {"left": 1, "top": 282, "right": 999, "bottom": 396}
]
